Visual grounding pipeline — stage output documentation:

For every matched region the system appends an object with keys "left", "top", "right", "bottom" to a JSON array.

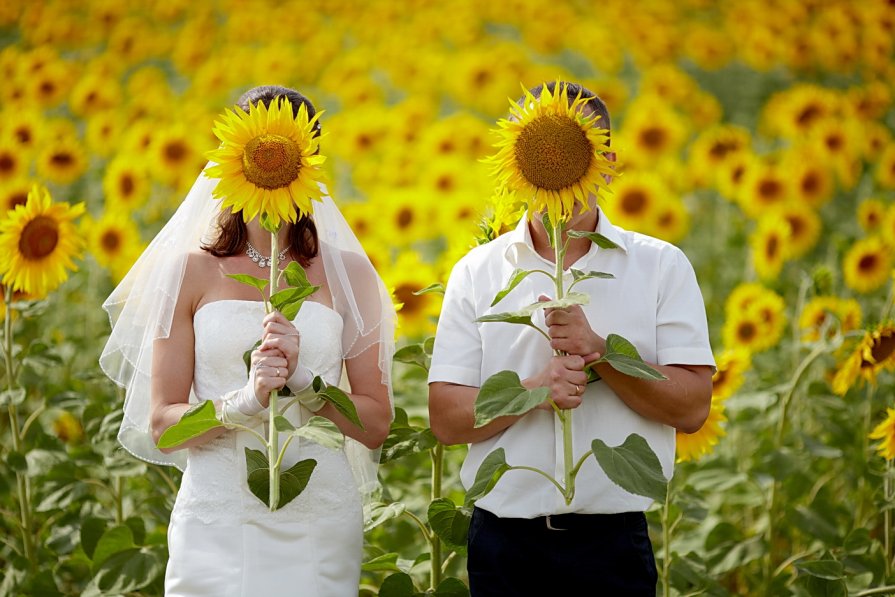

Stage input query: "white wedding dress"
[{"left": 164, "top": 300, "right": 362, "bottom": 597}]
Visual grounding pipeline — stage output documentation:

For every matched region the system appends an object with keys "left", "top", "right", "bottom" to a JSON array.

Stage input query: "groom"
[{"left": 427, "top": 82, "right": 714, "bottom": 596}]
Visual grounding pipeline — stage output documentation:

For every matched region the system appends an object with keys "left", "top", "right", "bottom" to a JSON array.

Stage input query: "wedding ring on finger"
[{"left": 574, "top": 384, "right": 582, "bottom": 395}]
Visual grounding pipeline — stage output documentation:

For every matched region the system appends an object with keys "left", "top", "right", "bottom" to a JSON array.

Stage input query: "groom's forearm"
[{"left": 428, "top": 382, "right": 522, "bottom": 445}]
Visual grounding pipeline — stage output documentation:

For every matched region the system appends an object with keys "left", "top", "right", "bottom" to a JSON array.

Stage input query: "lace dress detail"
[{"left": 164, "top": 300, "right": 362, "bottom": 596}]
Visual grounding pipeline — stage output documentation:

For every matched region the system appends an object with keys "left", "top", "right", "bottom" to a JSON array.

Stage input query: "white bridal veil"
[{"left": 99, "top": 168, "right": 395, "bottom": 499}]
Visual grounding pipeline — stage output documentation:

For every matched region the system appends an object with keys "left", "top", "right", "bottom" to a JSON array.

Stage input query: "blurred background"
[{"left": 0, "top": 0, "right": 894, "bottom": 595}]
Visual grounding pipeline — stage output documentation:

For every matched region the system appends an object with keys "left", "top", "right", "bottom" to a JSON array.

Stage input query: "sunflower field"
[{"left": 1, "top": 0, "right": 894, "bottom": 595}]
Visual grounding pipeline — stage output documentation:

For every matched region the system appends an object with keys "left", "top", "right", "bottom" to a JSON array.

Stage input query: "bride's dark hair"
[{"left": 202, "top": 85, "right": 320, "bottom": 266}]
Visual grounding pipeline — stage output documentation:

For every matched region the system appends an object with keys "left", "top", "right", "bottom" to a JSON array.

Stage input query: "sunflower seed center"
[
  {"left": 514, "top": 114, "right": 592, "bottom": 191},
  {"left": 242, "top": 134, "right": 301, "bottom": 189},
  {"left": 19, "top": 215, "right": 59, "bottom": 260}
]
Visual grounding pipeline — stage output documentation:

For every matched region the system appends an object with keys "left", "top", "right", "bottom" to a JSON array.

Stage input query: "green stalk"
[
  {"left": 661, "top": 488, "right": 672, "bottom": 597},
  {"left": 551, "top": 219, "right": 575, "bottom": 505},
  {"left": 267, "top": 232, "right": 280, "bottom": 511},
  {"left": 763, "top": 341, "right": 827, "bottom": 588},
  {"left": 4, "top": 288, "right": 35, "bottom": 568},
  {"left": 430, "top": 443, "right": 444, "bottom": 590}
]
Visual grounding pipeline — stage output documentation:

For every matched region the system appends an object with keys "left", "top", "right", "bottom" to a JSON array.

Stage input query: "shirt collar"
[{"left": 503, "top": 207, "right": 628, "bottom": 267}]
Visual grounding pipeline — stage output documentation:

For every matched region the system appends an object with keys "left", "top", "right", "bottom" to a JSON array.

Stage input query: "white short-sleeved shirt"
[{"left": 429, "top": 209, "right": 715, "bottom": 517}]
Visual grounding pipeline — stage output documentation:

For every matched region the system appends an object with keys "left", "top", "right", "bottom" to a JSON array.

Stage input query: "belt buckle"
[{"left": 545, "top": 515, "right": 567, "bottom": 531}]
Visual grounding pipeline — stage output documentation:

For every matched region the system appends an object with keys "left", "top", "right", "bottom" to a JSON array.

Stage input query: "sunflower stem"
[
  {"left": 3, "top": 288, "right": 36, "bottom": 569},
  {"left": 430, "top": 442, "right": 444, "bottom": 590},
  {"left": 268, "top": 232, "right": 280, "bottom": 511},
  {"left": 551, "top": 219, "right": 575, "bottom": 505}
]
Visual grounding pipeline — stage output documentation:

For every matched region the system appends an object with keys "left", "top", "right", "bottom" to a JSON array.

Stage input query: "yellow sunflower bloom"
[
  {"left": 858, "top": 198, "right": 887, "bottom": 233},
  {"left": 0, "top": 185, "right": 85, "bottom": 298},
  {"left": 602, "top": 172, "right": 665, "bottom": 234},
  {"left": 843, "top": 236, "right": 892, "bottom": 294},
  {"left": 651, "top": 197, "right": 690, "bottom": 244},
  {"left": 712, "top": 349, "right": 751, "bottom": 401},
  {"left": 876, "top": 143, "right": 895, "bottom": 189},
  {"left": 85, "top": 210, "right": 143, "bottom": 282},
  {"left": 832, "top": 323, "right": 895, "bottom": 396},
  {"left": 799, "top": 296, "right": 862, "bottom": 342},
  {"left": 723, "top": 284, "right": 786, "bottom": 353},
  {"left": 36, "top": 136, "right": 88, "bottom": 185},
  {"left": 484, "top": 82, "right": 615, "bottom": 225},
  {"left": 0, "top": 179, "right": 31, "bottom": 215},
  {"left": 382, "top": 251, "right": 443, "bottom": 340},
  {"left": 676, "top": 397, "right": 726, "bottom": 463},
  {"left": 205, "top": 97, "right": 326, "bottom": 228},
  {"left": 0, "top": 139, "right": 26, "bottom": 185},
  {"left": 102, "top": 157, "right": 150, "bottom": 212},
  {"left": 777, "top": 202, "right": 821, "bottom": 259},
  {"left": 750, "top": 216, "right": 790, "bottom": 281},
  {"left": 881, "top": 204, "right": 895, "bottom": 248},
  {"left": 870, "top": 408, "right": 895, "bottom": 460},
  {"left": 738, "top": 158, "right": 791, "bottom": 219}
]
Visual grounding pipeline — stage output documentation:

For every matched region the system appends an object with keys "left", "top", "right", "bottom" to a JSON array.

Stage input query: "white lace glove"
[
  {"left": 218, "top": 368, "right": 265, "bottom": 426},
  {"left": 287, "top": 364, "right": 326, "bottom": 413}
]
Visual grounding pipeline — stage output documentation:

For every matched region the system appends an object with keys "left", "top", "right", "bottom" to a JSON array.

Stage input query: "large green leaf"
[
  {"left": 566, "top": 229, "right": 621, "bottom": 249},
  {"left": 270, "top": 285, "right": 319, "bottom": 319},
  {"left": 91, "top": 525, "right": 135, "bottom": 572},
  {"left": 289, "top": 416, "right": 344, "bottom": 450},
  {"left": 85, "top": 547, "right": 165, "bottom": 596},
  {"left": 314, "top": 377, "right": 364, "bottom": 430},
  {"left": 473, "top": 370, "right": 548, "bottom": 427},
  {"left": 156, "top": 400, "right": 223, "bottom": 449},
  {"left": 364, "top": 501, "right": 407, "bottom": 532},
  {"left": 594, "top": 334, "right": 667, "bottom": 381},
  {"left": 435, "top": 577, "right": 471, "bottom": 597},
  {"left": 491, "top": 268, "right": 539, "bottom": 306},
  {"left": 591, "top": 434, "right": 668, "bottom": 502},
  {"left": 225, "top": 273, "right": 269, "bottom": 292},
  {"left": 794, "top": 559, "right": 844, "bottom": 580},
  {"left": 380, "top": 426, "right": 437, "bottom": 463},
  {"left": 525, "top": 292, "right": 590, "bottom": 311},
  {"left": 427, "top": 498, "right": 471, "bottom": 552},
  {"left": 569, "top": 268, "right": 615, "bottom": 282},
  {"left": 379, "top": 572, "right": 417, "bottom": 597},
  {"left": 244, "top": 447, "right": 318, "bottom": 509},
  {"left": 281, "top": 261, "right": 312, "bottom": 288},
  {"left": 361, "top": 552, "right": 402, "bottom": 573},
  {"left": 475, "top": 311, "right": 537, "bottom": 326},
  {"left": 80, "top": 517, "right": 106, "bottom": 560},
  {"left": 394, "top": 343, "right": 430, "bottom": 371},
  {"left": 464, "top": 448, "right": 510, "bottom": 506}
]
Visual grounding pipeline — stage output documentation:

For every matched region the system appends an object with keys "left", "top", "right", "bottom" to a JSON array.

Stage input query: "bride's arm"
[
  {"left": 150, "top": 254, "right": 228, "bottom": 452},
  {"left": 322, "top": 344, "right": 391, "bottom": 449}
]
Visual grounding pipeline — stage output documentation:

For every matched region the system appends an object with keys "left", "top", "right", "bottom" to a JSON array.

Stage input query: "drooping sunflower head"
[
  {"left": 204, "top": 89, "right": 327, "bottom": 230},
  {"left": 0, "top": 184, "right": 85, "bottom": 298},
  {"left": 485, "top": 81, "right": 616, "bottom": 226}
]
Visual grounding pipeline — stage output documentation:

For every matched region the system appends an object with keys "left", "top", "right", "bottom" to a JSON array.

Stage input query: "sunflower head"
[
  {"left": 0, "top": 184, "right": 85, "bottom": 298},
  {"left": 484, "top": 81, "right": 616, "bottom": 226},
  {"left": 204, "top": 96, "right": 327, "bottom": 231}
]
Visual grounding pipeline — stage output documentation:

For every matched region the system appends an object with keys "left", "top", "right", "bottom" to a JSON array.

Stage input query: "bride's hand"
[
  {"left": 250, "top": 347, "right": 288, "bottom": 407},
  {"left": 260, "top": 311, "right": 300, "bottom": 378}
]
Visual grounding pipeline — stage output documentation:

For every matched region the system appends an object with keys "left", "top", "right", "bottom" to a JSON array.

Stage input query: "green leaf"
[
  {"left": 316, "top": 379, "right": 364, "bottom": 430},
  {"left": 394, "top": 343, "right": 430, "bottom": 371},
  {"left": 475, "top": 311, "right": 536, "bottom": 326},
  {"left": 244, "top": 447, "right": 318, "bottom": 510},
  {"left": 225, "top": 273, "right": 269, "bottom": 292},
  {"left": 435, "top": 577, "right": 471, "bottom": 597},
  {"left": 542, "top": 212, "right": 556, "bottom": 248},
  {"left": 569, "top": 268, "right": 615, "bottom": 282},
  {"left": 600, "top": 353, "right": 668, "bottom": 380},
  {"left": 80, "top": 517, "right": 106, "bottom": 560},
  {"left": 259, "top": 213, "right": 280, "bottom": 233},
  {"left": 379, "top": 572, "right": 417, "bottom": 597},
  {"left": 364, "top": 501, "right": 407, "bottom": 532},
  {"left": 491, "top": 268, "right": 538, "bottom": 306},
  {"left": 413, "top": 282, "right": 445, "bottom": 296},
  {"left": 566, "top": 229, "right": 621, "bottom": 249},
  {"left": 428, "top": 498, "right": 471, "bottom": 551},
  {"left": 156, "top": 400, "right": 223, "bottom": 449},
  {"left": 591, "top": 434, "right": 668, "bottom": 502},
  {"left": 423, "top": 336, "right": 435, "bottom": 354},
  {"left": 289, "top": 416, "right": 345, "bottom": 450},
  {"left": 465, "top": 448, "right": 510, "bottom": 506},
  {"left": 381, "top": 426, "right": 437, "bottom": 463},
  {"left": 281, "top": 261, "right": 312, "bottom": 287},
  {"left": 6, "top": 451, "right": 26, "bottom": 472},
  {"left": 474, "top": 370, "right": 549, "bottom": 427},
  {"left": 526, "top": 292, "right": 590, "bottom": 310},
  {"left": 0, "top": 388, "right": 26, "bottom": 406},
  {"left": 242, "top": 338, "right": 262, "bottom": 377},
  {"left": 595, "top": 334, "right": 667, "bottom": 381},
  {"left": 361, "top": 552, "right": 402, "bottom": 573},
  {"left": 270, "top": 285, "right": 319, "bottom": 319},
  {"left": 92, "top": 525, "right": 136, "bottom": 571},
  {"left": 794, "top": 559, "right": 844, "bottom": 580},
  {"left": 87, "top": 547, "right": 164, "bottom": 595}
]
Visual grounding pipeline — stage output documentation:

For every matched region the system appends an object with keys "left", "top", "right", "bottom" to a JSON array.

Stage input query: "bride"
[{"left": 100, "top": 86, "right": 395, "bottom": 596}]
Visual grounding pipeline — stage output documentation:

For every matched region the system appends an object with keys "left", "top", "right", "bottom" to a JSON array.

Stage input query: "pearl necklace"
[{"left": 245, "top": 241, "right": 289, "bottom": 268}]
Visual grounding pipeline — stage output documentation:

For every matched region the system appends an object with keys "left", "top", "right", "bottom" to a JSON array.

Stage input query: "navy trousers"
[{"left": 467, "top": 507, "right": 658, "bottom": 596}]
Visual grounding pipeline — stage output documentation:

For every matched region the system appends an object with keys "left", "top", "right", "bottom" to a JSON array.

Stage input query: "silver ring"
[
  {"left": 276, "top": 368, "right": 280, "bottom": 377},
  {"left": 575, "top": 384, "right": 581, "bottom": 395}
]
